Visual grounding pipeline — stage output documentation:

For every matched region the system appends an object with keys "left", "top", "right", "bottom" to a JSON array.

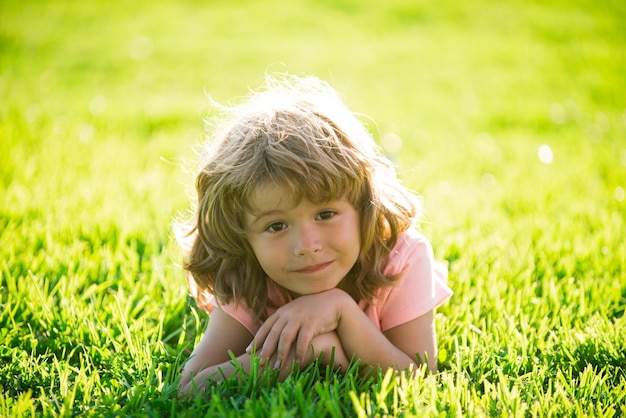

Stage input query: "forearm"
[
  {"left": 180, "top": 332, "right": 348, "bottom": 395},
  {"left": 179, "top": 352, "right": 252, "bottom": 395},
  {"left": 335, "top": 294, "right": 419, "bottom": 371}
]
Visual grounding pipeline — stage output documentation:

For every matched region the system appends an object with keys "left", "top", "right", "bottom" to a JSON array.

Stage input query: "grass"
[{"left": 1, "top": 0, "right": 625, "bottom": 416}]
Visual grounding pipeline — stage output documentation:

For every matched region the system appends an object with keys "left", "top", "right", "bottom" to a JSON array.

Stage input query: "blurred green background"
[
  {"left": 3, "top": 0, "right": 624, "bottom": 236},
  {"left": 1, "top": 0, "right": 625, "bottom": 415}
]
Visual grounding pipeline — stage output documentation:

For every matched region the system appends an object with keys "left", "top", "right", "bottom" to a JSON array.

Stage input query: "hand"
[{"left": 247, "top": 288, "right": 350, "bottom": 367}]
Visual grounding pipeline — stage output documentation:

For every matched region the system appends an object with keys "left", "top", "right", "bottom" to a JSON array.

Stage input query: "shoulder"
[
  {"left": 212, "top": 279, "right": 290, "bottom": 335},
  {"left": 382, "top": 228, "right": 434, "bottom": 278},
  {"left": 369, "top": 229, "right": 451, "bottom": 331}
]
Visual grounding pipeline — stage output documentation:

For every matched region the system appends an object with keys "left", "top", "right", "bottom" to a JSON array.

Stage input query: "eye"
[
  {"left": 266, "top": 222, "right": 287, "bottom": 233},
  {"left": 316, "top": 210, "right": 337, "bottom": 221}
]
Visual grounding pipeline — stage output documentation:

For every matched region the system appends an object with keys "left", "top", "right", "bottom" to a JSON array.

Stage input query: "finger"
[
  {"left": 260, "top": 317, "right": 288, "bottom": 365},
  {"left": 275, "top": 323, "right": 300, "bottom": 368},
  {"left": 295, "top": 327, "right": 315, "bottom": 365},
  {"left": 247, "top": 315, "right": 277, "bottom": 354}
]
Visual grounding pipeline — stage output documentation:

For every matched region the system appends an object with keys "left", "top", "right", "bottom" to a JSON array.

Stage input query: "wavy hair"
[{"left": 180, "top": 74, "right": 422, "bottom": 321}]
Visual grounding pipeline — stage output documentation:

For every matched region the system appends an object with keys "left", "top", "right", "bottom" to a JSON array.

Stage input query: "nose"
[{"left": 293, "top": 224, "right": 322, "bottom": 256}]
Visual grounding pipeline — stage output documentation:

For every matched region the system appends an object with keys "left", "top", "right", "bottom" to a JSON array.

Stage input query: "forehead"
[{"left": 245, "top": 182, "right": 299, "bottom": 215}]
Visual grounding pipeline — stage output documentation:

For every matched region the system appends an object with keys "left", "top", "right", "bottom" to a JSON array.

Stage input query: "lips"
[{"left": 295, "top": 261, "right": 333, "bottom": 274}]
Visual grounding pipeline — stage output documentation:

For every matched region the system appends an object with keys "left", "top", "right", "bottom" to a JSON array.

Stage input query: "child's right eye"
[{"left": 266, "top": 222, "right": 287, "bottom": 233}]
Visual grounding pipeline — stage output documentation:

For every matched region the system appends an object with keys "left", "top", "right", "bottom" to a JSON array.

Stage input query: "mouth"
[{"left": 295, "top": 261, "right": 333, "bottom": 274}]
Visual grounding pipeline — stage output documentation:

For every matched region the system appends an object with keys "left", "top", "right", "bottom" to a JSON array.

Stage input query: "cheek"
[
  {"left": 248, "top": 239, "right": 264, "bottom": 260},
  {"left": 333, "top": 223, "right": 361, "bottom": 259},
  {"left": 344, "top": 216, "right": 361, "bottom": 246},
  {"left": 248, "top": 239, "right": 278, "bottom": 268}
]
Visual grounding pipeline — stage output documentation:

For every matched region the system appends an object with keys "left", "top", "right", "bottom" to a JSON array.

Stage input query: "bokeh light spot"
[
  {"left": 538, "top": 144, "right": 553, "bottom": 164},
  {"left": 381, "top": 132, "right": 403, "bottom": 154},
  {"left": 481, "top": 173, "right": 496, "bottom": 188},
  {"left": 90, "top": 95, "right": 107, "bottom": 116},
  {"left": 25, "top": 104, "right": 41, "bottom": 124},
  {"left": 549, "top": 103, "right": 566, "bottom": 125},
  {"left": 78, "top": 123, "right": 95, "bottom": 143},
  {"left": 438, "top": 181, "right": 452, "bottom": 195},
  {"left": 129, "top": 36, "right": 154, "bottom": 61}
]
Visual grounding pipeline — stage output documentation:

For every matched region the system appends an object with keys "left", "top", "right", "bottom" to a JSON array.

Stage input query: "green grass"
[{"left": 1, "top": 0, "right": 625, "bottom": 416}]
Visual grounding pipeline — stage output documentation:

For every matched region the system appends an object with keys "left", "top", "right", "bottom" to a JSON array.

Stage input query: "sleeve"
[
  {"left": 186, "top": 271, "right": 261, "bottom": 335},
  {"left": 214, "top": 299, "right": 260, "bottom": 336},
  {"left": 377, "top": 232, "right": 453, "bottom": 331}
]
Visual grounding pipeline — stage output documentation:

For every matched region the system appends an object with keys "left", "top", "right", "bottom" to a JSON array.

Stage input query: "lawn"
[{"left": 1, "top": 0, "right": 625, "bottom": 416}]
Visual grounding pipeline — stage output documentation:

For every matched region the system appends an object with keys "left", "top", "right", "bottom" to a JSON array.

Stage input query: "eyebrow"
[{"left": 245, "top": 209, "right": 282, "bottom": 227}]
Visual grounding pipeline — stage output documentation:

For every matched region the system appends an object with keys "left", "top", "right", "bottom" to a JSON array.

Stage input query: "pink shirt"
[{"left": 193, "top": 229, "right": 452, "bottom": 335}]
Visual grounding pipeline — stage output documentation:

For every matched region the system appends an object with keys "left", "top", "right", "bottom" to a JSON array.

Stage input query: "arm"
[
  {"left": 179, "top": 306, "right": 350, "bottom": 395},
  {"left": 251, "top": 288, "right": 437, "bottom": 373},
  {"left": 333, "top": 290, "right": 436, "bottom": 371},
  {"left": 384, "top": 309, "right": 438, "bottom": 371},
  {"left": 179, "top": 307, "right": 253, "bottom": 395}
]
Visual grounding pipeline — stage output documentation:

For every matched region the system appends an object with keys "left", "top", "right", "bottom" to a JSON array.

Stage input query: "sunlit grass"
[{"left": 1, "top": 0, "right": 625, "bottom": 416}]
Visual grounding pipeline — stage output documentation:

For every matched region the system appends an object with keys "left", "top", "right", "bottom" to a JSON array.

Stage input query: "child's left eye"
[{"left": 317, "top": 210, "right": 336, "bottom": 221}]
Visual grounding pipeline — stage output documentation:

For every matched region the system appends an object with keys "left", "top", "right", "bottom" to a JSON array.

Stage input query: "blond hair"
[{"left": 181, "top": 74, "right": 421, "bottom": 320}]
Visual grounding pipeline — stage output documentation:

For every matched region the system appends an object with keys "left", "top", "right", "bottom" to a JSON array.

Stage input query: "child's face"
[{"left": 244, "top": 183, "right": 360, "bottom": 297}]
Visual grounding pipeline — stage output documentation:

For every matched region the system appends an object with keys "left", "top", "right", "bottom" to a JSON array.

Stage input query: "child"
[{"left": 177, "top": 74, "right": 452, "bottom": 395}]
